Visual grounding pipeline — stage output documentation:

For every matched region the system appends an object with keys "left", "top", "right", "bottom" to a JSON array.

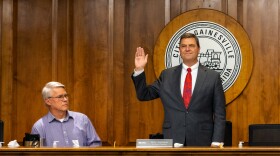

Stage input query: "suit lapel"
[{"left": 172, "top": 65, "right": 186, "bottom": 110}]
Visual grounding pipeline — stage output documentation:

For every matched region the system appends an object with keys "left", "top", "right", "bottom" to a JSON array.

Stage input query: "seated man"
[{"left": 31, "top": 81, "right": 101, "bottom": 147}]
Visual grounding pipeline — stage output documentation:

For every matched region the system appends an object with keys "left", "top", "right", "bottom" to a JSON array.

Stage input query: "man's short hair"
[{"left": 179, "top": 33, "right": 200, "bottom": 48}]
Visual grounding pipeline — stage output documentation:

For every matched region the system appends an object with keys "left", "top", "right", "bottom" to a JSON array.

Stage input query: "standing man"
[
  {"left": 131, "top": 33, "right": 226, "bottom": 147},
  {"left": 31, "top": 81, "right": 101, "bottom": 147}
]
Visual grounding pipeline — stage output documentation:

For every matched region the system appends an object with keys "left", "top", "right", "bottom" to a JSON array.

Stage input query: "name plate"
[{"left": 136, "top": 139, "right": 173, "bottom": 148}]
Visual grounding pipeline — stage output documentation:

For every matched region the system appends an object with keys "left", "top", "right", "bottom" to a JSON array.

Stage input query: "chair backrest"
[
  {"left": 0, "top": 120, "right": 3, "bottom": 142},
  {"left": 224, "top": 121, "right": 232, "bottom": 146},
  {"left": 249, "top": 124, "right": 280, "bottom": 146}
]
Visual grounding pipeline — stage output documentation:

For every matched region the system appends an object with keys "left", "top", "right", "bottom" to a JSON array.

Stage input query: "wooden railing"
[{"left": 1, "top": 146, "right": 280, "bottom": 155}]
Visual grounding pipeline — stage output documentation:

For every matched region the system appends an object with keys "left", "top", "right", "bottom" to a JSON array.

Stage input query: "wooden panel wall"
[{"left": 0, "top": 0, "right": 279, "bottom": 147}]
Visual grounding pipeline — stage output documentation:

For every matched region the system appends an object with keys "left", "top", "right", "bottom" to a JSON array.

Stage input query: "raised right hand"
[{"left": 135, "top": 47, "right": 148, "bottom": 71}]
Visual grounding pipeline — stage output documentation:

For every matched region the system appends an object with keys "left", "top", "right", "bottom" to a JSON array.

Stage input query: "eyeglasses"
[{"left": 48, "top": 94, "right": 69, "bottom": 100}]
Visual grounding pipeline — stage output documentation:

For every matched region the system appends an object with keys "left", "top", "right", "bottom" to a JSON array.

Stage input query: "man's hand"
[
  {"left": 135, "top": 47, "right": 148, "bottom": 71},
  {"left": 211, "top": 142, "right": 224, "bottom": 148}
]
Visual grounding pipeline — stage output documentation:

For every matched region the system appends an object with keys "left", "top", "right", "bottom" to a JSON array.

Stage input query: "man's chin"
[{"left": 62, "top": 106, "right": 69, "bottom": 111}]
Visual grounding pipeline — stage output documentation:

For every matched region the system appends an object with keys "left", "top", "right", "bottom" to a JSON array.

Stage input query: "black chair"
[
  {"left": 149, "top": 133, "right": 164, "bottom": 139},
  {"left": 0, "top": 120, "right": 3, "bottom": 142},
  {"left": 224, "top": 121, "right": 232, "bottom": 146},
  {"left": 249, "top": 124, "right": 280, "bottom": 146}
]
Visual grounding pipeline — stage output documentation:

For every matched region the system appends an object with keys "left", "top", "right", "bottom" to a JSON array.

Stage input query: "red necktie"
[{"left": 183, "top": 68, "right": 192, "bottom": 108}]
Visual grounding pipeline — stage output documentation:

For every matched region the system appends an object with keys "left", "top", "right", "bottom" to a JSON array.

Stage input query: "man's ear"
[{"left": 45, "top": 99, "right": 52, "bottom": 106}]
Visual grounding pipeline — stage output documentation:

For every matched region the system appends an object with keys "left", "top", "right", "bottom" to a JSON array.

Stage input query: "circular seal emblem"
[
  {"left": 153, "top": 9, "right": 253, "bottom": 104},
  {"left": 166, "top": 21, "right": 241, "bottom": 91}
]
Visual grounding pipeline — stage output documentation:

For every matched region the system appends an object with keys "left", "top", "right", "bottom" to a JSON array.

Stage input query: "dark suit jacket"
[{"left": 131, "top": 64, "right": 226, "bottom": 146}]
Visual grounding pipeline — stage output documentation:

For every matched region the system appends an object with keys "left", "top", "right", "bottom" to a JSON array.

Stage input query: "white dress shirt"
[{"left": 180, "top": 62, "right": 199, "bottom": 96}]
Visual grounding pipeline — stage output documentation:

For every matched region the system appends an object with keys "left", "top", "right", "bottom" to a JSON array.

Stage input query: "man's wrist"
[
  {"left": 133, "top": 69, "right": 144, "bottom": 77},
  {"left": 135, "top": 67, "right": 144, "bottom": 71}
]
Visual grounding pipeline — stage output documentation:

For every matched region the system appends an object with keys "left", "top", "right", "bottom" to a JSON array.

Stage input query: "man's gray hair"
[{"left": 42, "top": 81, "right": 65, "bottom": 100}]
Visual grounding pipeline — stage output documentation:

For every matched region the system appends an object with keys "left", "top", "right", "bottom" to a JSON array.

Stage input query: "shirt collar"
[
  {"left": 182, "top": 62, "right": 199, "bottom": 71},
  {"left": 47, "top": 110, "right": 74, "bottom": 123}
]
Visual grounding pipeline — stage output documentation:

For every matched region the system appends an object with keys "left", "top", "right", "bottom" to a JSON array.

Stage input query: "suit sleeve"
[
  {"left": 212, "top": 73, "right": 226, "bottom": 142},
  {"left": 131, "top": 71, "right": 161, "bottom": 101}
]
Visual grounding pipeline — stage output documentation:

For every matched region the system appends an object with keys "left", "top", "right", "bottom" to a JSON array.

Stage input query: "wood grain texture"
[
  {"left": 125, "top": 0, "right": 165, "bottom": 145},
  {"left": 0, "top": 0, "right": 279, "bottom": 147},
  {"left": 15, "top": 0, "right": 53, "bottom": 141},
  {"left": 1, "top": 0, "right": 14, "bottom": 142},
  {"left": 72, "top": 0, "right": 110, "bottom": 144}
]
